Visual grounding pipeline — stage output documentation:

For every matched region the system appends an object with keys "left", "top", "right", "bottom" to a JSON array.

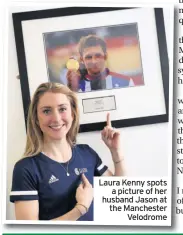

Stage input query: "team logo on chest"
[{"left": 74, "top": 168, "right": 88, "bottom": 175}]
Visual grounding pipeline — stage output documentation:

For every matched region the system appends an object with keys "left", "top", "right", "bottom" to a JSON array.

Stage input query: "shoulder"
[
  {"left": 74, "top": 144, "right": 97, "bottom": 154},
  {"left": 74, "top": 144, "right": 100, "bottom": 162},
  {"left": 13, "top": 154, "right": 41, "bottom": 173},
  {"left": 109, "top": 72, "right": 130, "bottom": 81},
  {"left": 11, "top": 156, "right": 40, "bottom": 203},
  {"left": 108, "top": 72, "right": 131, "bottom": 87}
]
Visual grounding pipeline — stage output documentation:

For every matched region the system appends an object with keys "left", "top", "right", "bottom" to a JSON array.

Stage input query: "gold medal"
[{"left": 66, "top": 58, "right": 79, "bottom": 70}]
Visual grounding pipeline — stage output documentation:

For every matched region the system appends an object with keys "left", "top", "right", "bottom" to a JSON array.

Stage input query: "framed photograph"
[{"left": 13, "top": 7, "right": 169, "bottom": 132}]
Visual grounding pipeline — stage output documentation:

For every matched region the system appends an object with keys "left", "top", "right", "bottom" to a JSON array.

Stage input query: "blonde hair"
[{"left": 23, "top": 82, "right": 80, "bottom": 157}]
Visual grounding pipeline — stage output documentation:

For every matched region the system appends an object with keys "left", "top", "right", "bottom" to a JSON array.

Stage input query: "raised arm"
[{"left": 101, "top": 113, "right": 125, "bottom": 176}]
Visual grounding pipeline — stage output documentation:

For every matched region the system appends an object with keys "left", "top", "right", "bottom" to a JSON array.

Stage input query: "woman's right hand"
[{"left": 75, "top": 174, "right": 93, "bottom": 210}]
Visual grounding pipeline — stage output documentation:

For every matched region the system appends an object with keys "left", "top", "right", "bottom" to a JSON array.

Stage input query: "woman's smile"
[{"left": 49, "top": 124, "right": 66, "bottom": 131}]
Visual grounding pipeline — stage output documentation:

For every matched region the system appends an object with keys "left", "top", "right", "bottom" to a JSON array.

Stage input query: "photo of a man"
[
  {"left": 67, "top": 35, "right": 134, "bottom": 92},
  {"left": 44, "top": 23, "right": 144, "bottom": 92}
]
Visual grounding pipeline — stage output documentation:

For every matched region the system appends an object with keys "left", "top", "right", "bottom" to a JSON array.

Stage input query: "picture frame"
[{"left": 12, "top": 7, "right": 169, "bottom": 132}]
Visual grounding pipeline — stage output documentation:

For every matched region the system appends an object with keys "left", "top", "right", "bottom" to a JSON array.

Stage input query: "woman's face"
[{"left": 37, "top": 92, "right": 73, "bottom": 142}]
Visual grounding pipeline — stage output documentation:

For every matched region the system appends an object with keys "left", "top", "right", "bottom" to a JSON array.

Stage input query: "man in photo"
[{"left": 66, "top": 35, "right": 134, "bottom": 92}]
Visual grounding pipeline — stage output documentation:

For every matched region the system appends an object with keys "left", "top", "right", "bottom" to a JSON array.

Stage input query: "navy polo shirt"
[{"left": 10, "top": 144, "right": 108, "bottom": 221}]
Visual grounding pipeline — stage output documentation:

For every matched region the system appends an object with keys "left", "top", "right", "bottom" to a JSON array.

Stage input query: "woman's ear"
[{"left": 104, "top": 53, "right": 108, "bottom": 61}]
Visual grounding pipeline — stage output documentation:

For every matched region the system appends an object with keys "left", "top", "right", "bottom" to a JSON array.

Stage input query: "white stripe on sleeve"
[
  {"left": 97, "top": 163, "right": 104, "bottom": 171},
  {"left": 10, "top": 191, "right": 38, "bottom": 196}
]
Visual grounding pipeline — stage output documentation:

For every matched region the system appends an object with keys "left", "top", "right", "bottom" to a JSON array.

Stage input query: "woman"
[{"left": 10, "top": 82, "right": 125, "bottom": 221}]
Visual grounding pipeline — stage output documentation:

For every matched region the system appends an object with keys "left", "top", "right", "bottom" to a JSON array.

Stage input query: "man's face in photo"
[{"left": 81, "top": 45, "right": 107, "bottom": 75}]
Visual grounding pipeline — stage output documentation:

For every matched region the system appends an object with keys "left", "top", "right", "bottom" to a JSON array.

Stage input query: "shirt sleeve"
[
  {"left": 10, "top": 159, "right": 39, "bottom": 202},
  {"left": 86, "top": 145, "right": 108, "bottom": 176}
]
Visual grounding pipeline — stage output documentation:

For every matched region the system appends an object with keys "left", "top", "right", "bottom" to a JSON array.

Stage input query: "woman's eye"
[
  {"left": 59, "top": 107, "right": 66, "bottom": 112},
  {"left": 43, "top": 109, "right": 50, "bottom": 114}
]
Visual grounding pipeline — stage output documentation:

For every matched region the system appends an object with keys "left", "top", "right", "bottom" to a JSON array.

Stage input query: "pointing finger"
[
  {"left": 107, "top": 113, "right": 111, "bottom": 127},
  {"left": 81, "top": 174, "right": 91, "bottom": 187}
]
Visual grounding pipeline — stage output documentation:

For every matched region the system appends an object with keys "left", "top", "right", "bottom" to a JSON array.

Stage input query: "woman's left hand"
[{"left": 101, "top": 113, "right": 121, "bottom": 154}]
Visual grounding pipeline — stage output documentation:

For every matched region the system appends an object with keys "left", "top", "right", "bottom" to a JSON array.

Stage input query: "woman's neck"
[{"left": 42, "top": 138, "right": 72, "bottom": 163}]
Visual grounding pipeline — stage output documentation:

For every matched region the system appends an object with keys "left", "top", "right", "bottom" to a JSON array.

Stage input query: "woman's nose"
[{"left": 52, "top": 110, "right": 61, "bottom": 122}]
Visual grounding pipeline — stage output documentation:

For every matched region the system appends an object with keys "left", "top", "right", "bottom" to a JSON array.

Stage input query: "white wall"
[{"left": 6, "top": 6, "right": 172, "bottom": 220}]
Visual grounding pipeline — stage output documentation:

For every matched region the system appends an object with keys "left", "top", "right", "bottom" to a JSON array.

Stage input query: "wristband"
[
  {"left": 76, "top": 203, "right": 88, "bottom": 213},
  {"left": 75, "top": 205, "right": 85, "bottom": 216}
]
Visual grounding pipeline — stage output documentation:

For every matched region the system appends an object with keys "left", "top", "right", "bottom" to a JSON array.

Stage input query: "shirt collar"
[{"left": 85, "top": 68, "right": 110, "bottom": 81}]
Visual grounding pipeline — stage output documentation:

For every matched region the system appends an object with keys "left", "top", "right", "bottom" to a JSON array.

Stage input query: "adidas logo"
[{"left": 48, "top": 175, "right": 59, "bottom": 184}]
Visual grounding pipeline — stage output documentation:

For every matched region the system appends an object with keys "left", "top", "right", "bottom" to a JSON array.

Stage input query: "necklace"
[
  {"left": 42, "top": 146, "right": 71, "bottom": 176},
  {"left": 59, "top": 146, "right": 72, "bottom": 176},
  {"left": 60, "top": 160, "right": 70, "bottom": 176}
]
